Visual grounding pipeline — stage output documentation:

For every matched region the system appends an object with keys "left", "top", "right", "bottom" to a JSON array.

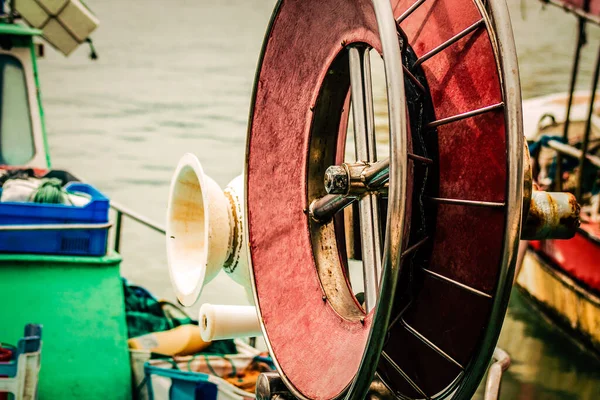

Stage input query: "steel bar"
[
  {"left": 401, "top": 236, "right": 430, "bottom": 258},
  {"left": 575, "top": 45, "right": 600, "bottom": 201},
  {"left": 555, "top": 18, "right": 587, "bottom": 191},
  {"left": 407, "top": 152, "right": 433, "bottom": 165},
  {"left": 412, "top": 19, "right": 485, "bottom": 68},
  {"left": 0, "top": 222, "right": 112, "bottom": 231},
  {"left": 309, "top": 195, "right": 355, "bottom": 222},
  {"left": 422, "top": 267, "right": 493, "bottom": 298},
  {"left": 381, "top": 352, "right": 430, "bottom": 399},
  {"left": 349, "top": 45, "right": 382, "bottom": 312},
  {"left": 483, "top": 348, "right": 510, "bottom": 400},
  {"left": 428, "top": 196, "right": 505, "bottom": 208},
  {"left": 111, "top": 201, "right": 166, "bottom": 234},
  {"left": 401, "top": 318, "right": 465, "bottom": 369},
  {"left": 114, "top": 210, "right": 123, "bottom": 253},
  {"left": 403, "top": 65, "right": 426, "bottom": 93},
  {"left": 396, "top": 0, "right": 427, "bottom": 24},
  {"left": 426, "top": 102, "right": 504, "bottom": 129},
  {"left": 547, "top": 140, "right": 600, "bottom": 168}
]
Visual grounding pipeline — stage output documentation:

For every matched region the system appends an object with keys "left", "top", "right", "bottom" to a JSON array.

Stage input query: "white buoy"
[{"left": 199, "top": 304, "right": 262, "bottom": 342}]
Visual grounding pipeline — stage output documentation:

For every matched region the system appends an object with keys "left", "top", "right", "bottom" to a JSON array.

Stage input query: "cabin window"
[{"left": 0, "top": 54, "right": 35, "bottom": 165}]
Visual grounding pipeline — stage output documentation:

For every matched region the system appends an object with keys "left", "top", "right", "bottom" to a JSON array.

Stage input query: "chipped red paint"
[{"left": 530, "top": 222, "right": 600, "bottom": 292}]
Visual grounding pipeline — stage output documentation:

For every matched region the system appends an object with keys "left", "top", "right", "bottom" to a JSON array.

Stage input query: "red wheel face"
[
  {"left": 246, "top": 0, "right": 521, "bottom": 399},
  {"left": 246, "top": 3, "right": 382, "bottom": 399}
]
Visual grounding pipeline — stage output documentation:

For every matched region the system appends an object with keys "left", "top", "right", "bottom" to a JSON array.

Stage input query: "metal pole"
[
  {"left": 556, "top": 18, "right": 586, "bottom": 191},
  {"left": 484, "top": 348, "right": 511, "bottom": 400},
  {"left": 575, "top": 44, "right": 600, "bottom": 201},
  {"left": 8, "top": 0, "right": 13, "bottom": 22},
  {"left": 114, "top": 210, "right": 123, "bottom": 253}
]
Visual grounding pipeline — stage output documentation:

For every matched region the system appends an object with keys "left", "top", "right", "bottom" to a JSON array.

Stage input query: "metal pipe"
[
  {"left": 547, "top": 140, "right": 600, "bottom": 168},
  {"left": 114, "top": 210, "right": 123, "bottom": 253},
  {"left": 363, "top": 159, "right": 390, "bottom": 188},
  {"left": 0, "top": 222, "right": 112, "bottom": 231},
  {"left": 541, "top": 0, "right": 600, "bottom": 25},
  {"left": 110, "top": 201, "right": 165, "bottom": 235},
  {"left": 309, "top": 195, "right": 355, "bottom": 222},
  {"left": 575, "top": 45, "right": 600, "bottom": 201},
  {"left": 483, "top": 348, "right": 510, "bottom": 400},
  {"left": 555, "top": 18, "right": 586, "bottom": 191}
]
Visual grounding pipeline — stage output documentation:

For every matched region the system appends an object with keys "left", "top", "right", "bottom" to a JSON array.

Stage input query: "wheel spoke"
[
  {"left": 426, "top": 102, "right": 504, "bottom": 129},
  {"left": 358, "top": 194, "right": 383, "bottom": 312},
  {"left": 401, "top": 236, "right": 430, "bottom": 258},
  {"left": 422, "top": 267, "right": 492, "bottom": 298},
  {"left": 381, "top": 351, "right": 430, "bottom": 399},
  {"left": 349, "top": 46, "right": 377, "bottom": 162},
  {"left": 428, "top": 196, "right": 505, "bottom": 209},
  {"left": 396, "top": 0, "right": 427, "bottom": 25},
  {"left": 349, "top": 45, "right": 382, "bottom": 312},
  {"left": 401, "top": 318, "right": 465, "bottom": 370},
  {"left": 412, "top": 19, "right": 485, "bottom": 69},
  {"left": 403, "top": 65, "right": 426, "bottom": 93}
]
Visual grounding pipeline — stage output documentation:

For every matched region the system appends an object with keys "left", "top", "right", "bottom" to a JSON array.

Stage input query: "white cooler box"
[{"left": 15, "top": 0, "right": 99, "bottom": 56}]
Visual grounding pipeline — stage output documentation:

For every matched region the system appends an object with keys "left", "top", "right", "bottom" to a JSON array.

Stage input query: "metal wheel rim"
[{"left": 244, "top": 0, "right": 408, "bottom": 399}]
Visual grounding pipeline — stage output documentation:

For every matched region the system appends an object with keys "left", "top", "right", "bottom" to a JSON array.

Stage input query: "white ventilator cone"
[{"left": 166, "top": 153, "right": 252, "bottom": 307}]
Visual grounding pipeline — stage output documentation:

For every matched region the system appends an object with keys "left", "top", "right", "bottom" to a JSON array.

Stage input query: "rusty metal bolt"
[
  {"left": 324, "top": 165, "right": 349, "bottom": 195},
  {"left": 521, "top": 191, "right": 580, "bottom": 240}
]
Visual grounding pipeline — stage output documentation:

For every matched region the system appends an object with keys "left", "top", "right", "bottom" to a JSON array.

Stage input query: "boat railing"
[
  {"left": 539, "top": 0, "right": 600, "bottom": 212},
  {"left": 541, "top": 0, "right": 600, "bottom": 24},
  {"left": 109, "top": 201, "right": 165, "bottom": 253}
]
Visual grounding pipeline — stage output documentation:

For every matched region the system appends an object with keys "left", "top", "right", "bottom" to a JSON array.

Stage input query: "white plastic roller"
[
  {"left": 199, "top": 304, "right": 262, "bottom": 342},
  {"left": 166, "top": 153, "right": 251, "bottom": 306}
]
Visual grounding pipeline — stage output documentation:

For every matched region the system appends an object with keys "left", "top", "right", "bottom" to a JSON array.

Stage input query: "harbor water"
[{"left": 39, "top": 0, "right": 600, "bottom": 398}]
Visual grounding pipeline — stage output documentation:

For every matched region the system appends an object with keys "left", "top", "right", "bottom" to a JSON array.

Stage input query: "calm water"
[{"left": 38, "top": 0, "right": 600, "bottom": 398}]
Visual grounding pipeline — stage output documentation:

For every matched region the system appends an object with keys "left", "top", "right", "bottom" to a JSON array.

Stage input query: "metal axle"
[{"left": 314, "top": 157, "right": 580, "bottom": 240}]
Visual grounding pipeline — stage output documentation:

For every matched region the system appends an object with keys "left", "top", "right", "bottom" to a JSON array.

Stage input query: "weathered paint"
[
  {"left": 517, "top": 249, "right": 600, "bottom": 355},
  {"left": 0, "top": 23, "right": 50, "bottom": 168},
  {"left": 0, "top": 253, "right": 132, "bottom": 399},
  {"left": 521, "top": 191, "right": 580, "bottom": 240},
  {"left": 0, "top": 23, "right": 41, "bottom": 37},
  {"left": 246, "top": 0, "right": 511, "bottom": 398},
  {"left": 530, "top": 223, "right": 600, "bottom": 292}
]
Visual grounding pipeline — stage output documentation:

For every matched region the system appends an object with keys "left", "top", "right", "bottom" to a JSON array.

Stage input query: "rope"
[{"left": 29, "top": 178, "right": 71, "bottom": 205}]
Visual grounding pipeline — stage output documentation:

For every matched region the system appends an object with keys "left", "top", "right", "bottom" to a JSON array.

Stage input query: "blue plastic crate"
[{"left": 0, "top": 182, "right": 110, "bottom": 256}]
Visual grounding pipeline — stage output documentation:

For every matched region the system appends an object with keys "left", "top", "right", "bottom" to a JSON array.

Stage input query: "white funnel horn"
[{"left": 166, "top": 153, "right": 250, "bottom": 306}]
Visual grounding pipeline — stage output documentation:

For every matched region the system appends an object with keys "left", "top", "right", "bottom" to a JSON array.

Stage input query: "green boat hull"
[{"left": 0, "top": 253, "right": 132, "bottom": 399}]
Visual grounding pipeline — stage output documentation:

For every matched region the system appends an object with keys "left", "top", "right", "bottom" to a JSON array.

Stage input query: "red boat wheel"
[{"left": 245, "top": 0, "right": 523, "bottom": 399}]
